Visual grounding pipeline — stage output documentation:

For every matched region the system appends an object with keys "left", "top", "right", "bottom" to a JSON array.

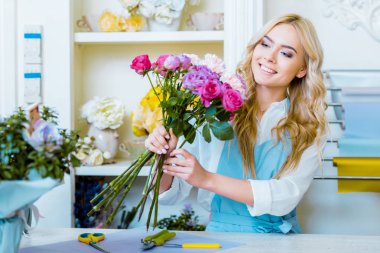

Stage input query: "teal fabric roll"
[
  {"left": 0, "top": 217, "right": 24, "bottom": 253},
  {"left": 339, "top": 138, "right": 380, "bottom": 157},
  {"left": 340, "top": 102, "right": 380, "bottom": 157}
]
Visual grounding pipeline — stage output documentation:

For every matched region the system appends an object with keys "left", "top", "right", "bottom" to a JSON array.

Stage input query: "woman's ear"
[{"left": 296, "top": 66, "right": 307, "bottom": 78}]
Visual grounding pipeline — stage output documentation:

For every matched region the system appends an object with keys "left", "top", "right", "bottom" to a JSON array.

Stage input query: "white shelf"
[
  {"left": 74, "top": 31, "right": 224, "bottom": 44},
  {"left": 75, "top": 159, "right": 152, "bottom": 176}
]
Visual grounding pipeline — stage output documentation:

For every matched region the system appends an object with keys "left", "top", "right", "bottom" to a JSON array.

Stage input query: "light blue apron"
[{"left": 206, "top": 135, "right": 301, "bottom": 234}]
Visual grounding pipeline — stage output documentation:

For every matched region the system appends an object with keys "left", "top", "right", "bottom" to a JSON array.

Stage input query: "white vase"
[
  {"left": 148, "top": 18, "right": 181, "bottom": 31},
  {"left": 88, "top": 125, "right": 119, "bottom": 159}
]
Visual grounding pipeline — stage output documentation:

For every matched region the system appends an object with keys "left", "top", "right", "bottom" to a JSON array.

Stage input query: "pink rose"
[
  {"left": 199, "top": 80, "right": 222, "bottom": 107},
  {"left": 222, "top": 89, "right": 243, "bottom": 112},
  {"left": 153, "top": 54, "right": 170, "bottom": 75},
  {"left": 130, "top": 54, "right": 151, "bottom": 75},
  {"left": 179, "top": 55, "right": 191, "bottom": 70},
  {"left": 164, "top": 55, "right": 181, "bottom": 71}
]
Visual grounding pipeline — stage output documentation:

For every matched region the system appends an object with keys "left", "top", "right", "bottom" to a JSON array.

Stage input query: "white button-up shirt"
[{"left": 158, "top": 98, "right": 324, "bottom": 217}]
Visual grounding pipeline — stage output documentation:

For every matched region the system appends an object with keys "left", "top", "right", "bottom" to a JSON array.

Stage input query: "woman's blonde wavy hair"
[{"left": 234, "top": 14, "right": 327, "bottom": 179}]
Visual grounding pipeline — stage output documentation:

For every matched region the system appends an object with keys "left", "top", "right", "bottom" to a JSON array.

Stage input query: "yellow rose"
[
  {"left": 144, "top": 108, "right": 163, "bottom": 133},
  {"left": 132, "top": 125, "right": 147, "bottom": 137},
  {"left": 98, "top": 11, "right": 121, "bottom": 32},
  {"left": 140, "top": 87, "right": 162, "bottom": 110},
  {"left": 120, "top": 14, "right": 146, "bottom": 32}
]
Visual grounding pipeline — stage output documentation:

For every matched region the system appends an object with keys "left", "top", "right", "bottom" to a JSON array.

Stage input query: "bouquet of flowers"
[
  {"left": 73, "top": 136, "right": 112, "bottom": 166},
  {"left": 120, "top": 0, "right": 200, "bottom": 25},
  {"left": 0, "top": 105, "right": 79, "bottom": 252},
  {"left": 88, "top": 53, "right": 246, "bottom": 229},
  {"left": 98, "top": 10, "right": 146, "bottom": 32}
]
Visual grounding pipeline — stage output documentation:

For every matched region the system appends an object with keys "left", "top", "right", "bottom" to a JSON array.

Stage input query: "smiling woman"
[{"left": 145, "top": 13, "right": 327, "bottom": 234}]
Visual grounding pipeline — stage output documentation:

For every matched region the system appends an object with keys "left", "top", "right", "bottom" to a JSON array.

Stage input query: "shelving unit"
[
  {"left": 75, "top": 159, "right": 151, "bottom": 176},
  {"left": 74, "top": 31, "right": 224, "bottom": 44}
]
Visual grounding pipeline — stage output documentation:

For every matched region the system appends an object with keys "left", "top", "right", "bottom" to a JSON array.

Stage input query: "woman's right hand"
[{"left": 144, "top": 124, "right": 178, "bottom": 155}]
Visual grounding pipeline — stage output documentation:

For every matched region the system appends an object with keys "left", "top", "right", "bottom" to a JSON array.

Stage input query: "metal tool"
[
  {"left": 78, "top": 232, "right": 110, "bottom": 253},
  {"left": 142, "top": 229, "right": 221, "bottom": 250},
  {"left": 142, "top": 229, "right": 176, "bottom": 250}
]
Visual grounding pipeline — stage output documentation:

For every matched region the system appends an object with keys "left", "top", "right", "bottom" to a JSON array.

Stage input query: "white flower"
[
  {"left": 201, "top": 54, "right": 225, "bottom": 75},
  {"left": 120, "top": 0, "right": 141, "bottom": 10},
  {"left": 184, "top": 53, "right": 201, "bottom": 65},
  {"left": 221, "top": 71, "right": 247, "bottom": 99},
  {"left": 86, "top": 149, "right": 104, "bottom": 166},
  {"left": 84, "top": 136, "right": 92, "bottom": 144},
  {"left": 136, "top": 0, "right": 193, "bottom": 21},
  {"left": 74, "top": 150, "right": 88, "bottom": 161},
  {"left": 139, "top": 0, "right": 156, "bottom": 18},
  {"left": 81, "top": 97, "right": 125, "bottom": 130},
  {"left": 103, "top": 151, "right": 112, "bottom": 160}
]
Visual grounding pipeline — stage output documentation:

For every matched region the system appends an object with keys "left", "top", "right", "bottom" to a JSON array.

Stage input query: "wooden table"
[{"left": 20, "top": 228, "right": 380, "bottom": 253}]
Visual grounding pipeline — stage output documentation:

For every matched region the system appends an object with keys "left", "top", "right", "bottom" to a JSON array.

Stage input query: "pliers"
[{"left": 142, "top": 229, "right": 176, "bottom": 250}]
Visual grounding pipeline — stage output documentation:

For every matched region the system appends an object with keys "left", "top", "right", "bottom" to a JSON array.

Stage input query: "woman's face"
[{"left": 251, "top": 23, "right": 306, "bottom": 89}]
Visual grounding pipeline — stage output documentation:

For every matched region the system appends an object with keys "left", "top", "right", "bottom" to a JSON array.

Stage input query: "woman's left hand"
[{"left": 162, "top": 148, "right": 211, "bottom": 189}]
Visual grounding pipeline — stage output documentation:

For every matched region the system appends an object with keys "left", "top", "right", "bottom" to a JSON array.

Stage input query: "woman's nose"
[{"left": 263, "top": 50, "right": 276, "bottom": 63}]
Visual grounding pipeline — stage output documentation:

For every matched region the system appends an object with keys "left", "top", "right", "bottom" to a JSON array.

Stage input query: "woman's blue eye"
[
  {"left": 281, "top": 51, "right": 293, "bottom": 58},
  {"left": 260, "top": 42, "right": 269, "bottom": 48}
]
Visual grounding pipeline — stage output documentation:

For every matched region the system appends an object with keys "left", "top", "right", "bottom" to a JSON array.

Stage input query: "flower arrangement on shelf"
[
  {"left": 157, "top": 204, "right": 206, "bottom": 231},
  {"left": 0, "top": 105, "right": 80, "bottom": 252},
  {"left": 98, "top": 10, "right": 146, "bottom": 32},
  {"left": 81, "top": 97, "right": 126, "bottom": 160},
  {"left": 120, "top": 0, "right": 200, "bottom": 30},
  {"left": 87, "top": 53, "right": 246, "bottom": 230},
  {"left": 73, "top": 136, "right": 112, "bottom": 166},
  {"left": 81, "top": 97, "right": 125, "bottom": 130}
]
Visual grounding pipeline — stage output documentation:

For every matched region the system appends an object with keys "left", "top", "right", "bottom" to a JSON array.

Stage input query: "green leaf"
[
  {"left": 167, "top": 97, "right": 178, "bottom": 106},
  {"left": 210, "top": 121, "right": 234, "bottom": 140},
  {"left": 183, "top": 113, "right": 192, "bottom": 121},
  {"left": 215, "top": 110, "right": 230, "bottom": 122},
  {"left": 184, "top": 126, "right": 196, "bottom": 144},
  {"left": 205, "top": 105, "right": 217, "bottom": 120},
  {"left": 171, "top": 119, "right": 184, "bottom": 137},
  {"left": 202, "top": 124, "right": 211, "bottom": 143}
]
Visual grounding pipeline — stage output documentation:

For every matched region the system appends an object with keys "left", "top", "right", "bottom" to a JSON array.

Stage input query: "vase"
[
  {"left": 148, "top": 18, "right": 181, "bottom": 31},
  {"left": 88, "top": 124, "right": 119, "bottom": 160}
]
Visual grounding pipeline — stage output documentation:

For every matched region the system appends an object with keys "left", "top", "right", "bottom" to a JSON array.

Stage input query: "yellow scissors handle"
[{"left": 78, "top": 232, "right": 105, "bottom": 244}]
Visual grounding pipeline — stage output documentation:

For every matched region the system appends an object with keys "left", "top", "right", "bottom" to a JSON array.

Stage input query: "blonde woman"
[{"left": 145, "top": 14, "right": 327, "bottom": 233}]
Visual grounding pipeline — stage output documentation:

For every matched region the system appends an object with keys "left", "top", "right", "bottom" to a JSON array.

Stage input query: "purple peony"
[{"left": 183, "top": 65, "right": 219, "bottom": 94}]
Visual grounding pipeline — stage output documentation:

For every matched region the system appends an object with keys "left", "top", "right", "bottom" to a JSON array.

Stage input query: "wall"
[
  {"left": 13, "top": 0, "right": 72, "bottom": 227},
  {"left": 264, "top": 0, "right": 380, "bottom": 235},
  {"left": 0, "top": 0, "right": 17, "bottom": 116},
  {"left": 264, "top": 0, "right": 380, "bottom": 69}
]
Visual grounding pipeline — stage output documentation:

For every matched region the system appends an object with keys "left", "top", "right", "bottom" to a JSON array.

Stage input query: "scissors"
[
  {"left": 78, "top": 232, "right": 110, "bottom": 253},
  {"left": 142, "top": 229, "right": 221, "bottom": 250}
]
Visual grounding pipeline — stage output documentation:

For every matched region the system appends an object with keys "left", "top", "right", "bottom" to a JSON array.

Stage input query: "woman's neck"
[{"left": 255, "top": 85, "right": 287, "bottom": 116}]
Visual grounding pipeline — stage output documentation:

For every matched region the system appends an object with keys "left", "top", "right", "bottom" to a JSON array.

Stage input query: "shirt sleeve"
[
  {"left": 157, "top": 134, "right": 200, "bottom": 205},
  {"left": 246, "top": 140, "right": 325, "bottom": 216}
]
